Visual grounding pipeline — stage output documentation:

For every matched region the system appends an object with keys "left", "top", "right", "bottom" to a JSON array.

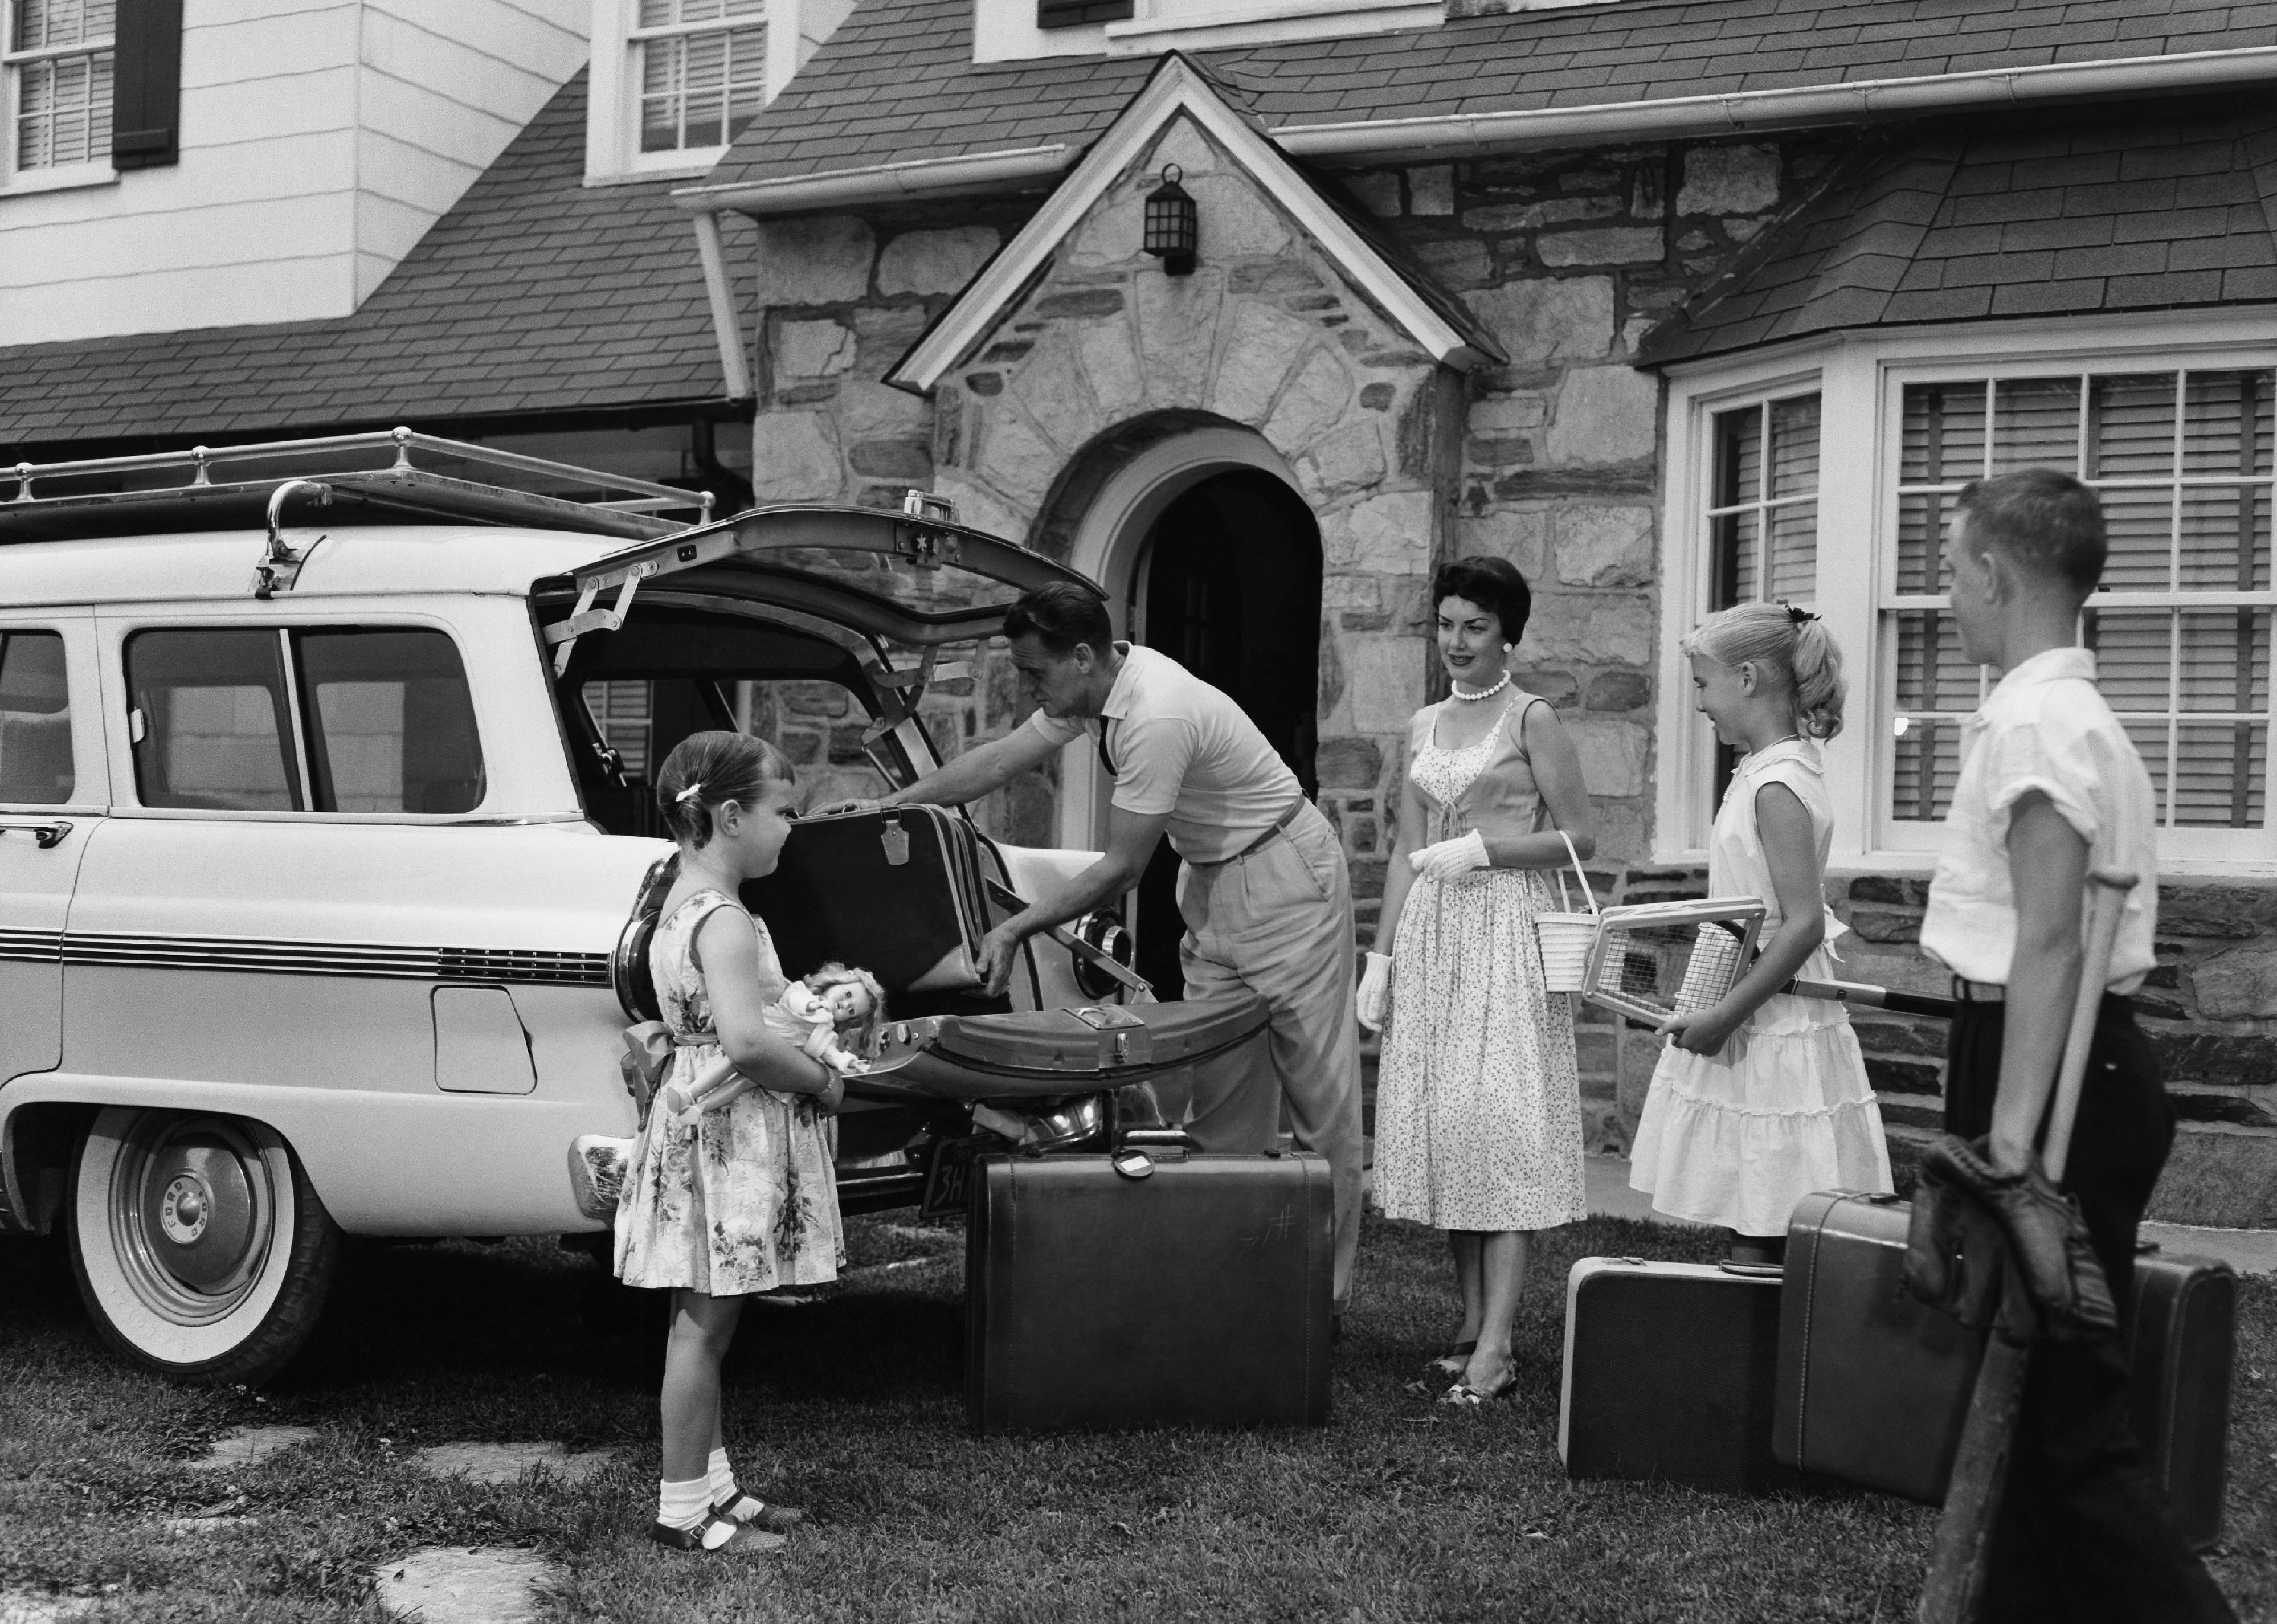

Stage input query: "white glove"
[
  {"left": 1411, "top": 830, "right": 1490, "bottom": 883},
  {"left": 1357, "top": 951, "right": 1393, "bottom": 1032}
]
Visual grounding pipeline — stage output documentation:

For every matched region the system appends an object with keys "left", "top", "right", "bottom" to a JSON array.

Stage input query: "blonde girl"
[
  {"left": 615, "top": 730, "right": 846, "bottom": 1555},
  {"left": 1629, "top": 603, "right": 1892, "bottom": 1267}
]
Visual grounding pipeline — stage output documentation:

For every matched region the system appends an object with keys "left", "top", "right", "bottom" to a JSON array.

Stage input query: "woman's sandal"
[
  {"left": 647, "top": 1512, "right": 787, "bottom": 1555},
  {"left": 1428, "top": 1339, "right": 1478, "bottom": 1378},
  {"left": 1438, "top": 1368, "right": 1518, "bottom": 1408},
  {"left": 713, "top": 1490, "right": 806, "bottom": 1533}
]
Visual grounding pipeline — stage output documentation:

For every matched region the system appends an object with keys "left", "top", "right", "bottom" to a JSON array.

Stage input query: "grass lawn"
[{"left": 3, "top": 1210, "right": 2274, "bottom": 1622}]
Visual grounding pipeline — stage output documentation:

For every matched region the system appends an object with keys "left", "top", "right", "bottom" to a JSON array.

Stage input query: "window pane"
[
  {"left": 126, "top": 630, "right": 298, "bottom": 811},
  {"left": 2181, "top": 370, "right": 2273, "bottom": 479},
  {"left": 1891, "top": 609, "right": 1980, "bottom": 714},
  {"left": 0, "top": 631, "right": 72, "bottom": 804},
  {"left": 583, "top": 680, "right": 654, "bottom": 780},
  {"left": 2178, "top": 608, "right": 2271, "bottom": 714},
  {"left": 2178, "top": 486, "right": 2271, "bottom": 592},
  {"left": 2084, "top": 609, "right": 2172, "bottom": 713},
  {"left": 2125, "top": 719, "right": 2169, "bottom": 826},
  {"left": 2098, "top": 486, "right": 2174, "bottom": 591},
  {"left": 637, "top": 23, "right": 765, "bottom": 153},
  {"left": 1711, "top": 403, "right": 1760, "bottom": 511},
  {"left": 1890, "top": 717, "right": 1962, "bottom": 823},
  {"left": 299, "top": 631, "right": 484, "bottom": 815},
  {"left": 2174, "top": 722, "right": 2266, "bottom": 828},
  {"left": 1901, "top": 382, "right": 1986, "bottom": 484},
  {"left": 14, "top": 0, "right": 116, "bottom": 49},
  {"left": 1991, "top": 376, "right": 2080, "bottom": 476},
  {"left": 1768, "top": 501, "right": 1816, "bottom": 600},
  {"left": 1710, "top": 508, "right": 1757, "bottom": 610},
  {"left": 2086, "top": 373, "right": 2174, "bottom": 481},
  {"left": 1895, "top": 489, "right": 1950, "bottom": 595},
  {"left": 1768, "top": 395, "right": 1820, "bottom": 499}
]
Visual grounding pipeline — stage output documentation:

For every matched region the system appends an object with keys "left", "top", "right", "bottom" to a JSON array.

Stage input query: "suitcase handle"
[{"left": 1118, "top": 1127, "right": 1200, "bottom": 1156}]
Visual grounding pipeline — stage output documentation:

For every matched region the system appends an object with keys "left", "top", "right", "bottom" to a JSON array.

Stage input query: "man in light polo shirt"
[{"left": 879, "top": 582, "right": 1366, "bottom": 1320}]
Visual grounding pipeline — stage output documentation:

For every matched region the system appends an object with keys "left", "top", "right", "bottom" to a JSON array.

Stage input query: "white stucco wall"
[{"left": 0, "top": 0, "right": 588, "bottom": 347}]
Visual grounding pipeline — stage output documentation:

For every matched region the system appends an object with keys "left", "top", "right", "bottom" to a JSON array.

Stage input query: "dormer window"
[
  {"left": 635, "top": 0, "right": 766, "bottom": 153},
  {"left": 6, "top": 0, "right": 113, "bottom": 185}
]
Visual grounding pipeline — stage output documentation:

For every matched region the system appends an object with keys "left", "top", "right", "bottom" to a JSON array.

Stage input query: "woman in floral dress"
[{"left": 1358, "top": 557, "right": 1597, "bottom": 1406}]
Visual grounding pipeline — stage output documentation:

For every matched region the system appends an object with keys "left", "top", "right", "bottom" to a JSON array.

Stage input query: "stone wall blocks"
[
  {"left": 1554, "top": 504, "right": 1655, "bottom": 586},
  {"left": 1525, "top": 591, "right": 1655, "bottom": 665},
  {"left": 1359, "top": 382, "right": 1396, "bottom": 411},
  {"left": 1007, "top": 335, "right": 1099, "bottom": 454},
  {"left": 749, "top": 412, "right": 844, "bottom": 501},
  {"left": 1316, "top": 735, "right": 1384, "bottom": 788},
  {"left": 1412, "top": 239, "right": 1492, "bottom": 291},
  {"left": 878, "top": 226, "right": 1001, "bottom": 296},
  {"left": 1337, "top": 635, "right": 1430, "bottom": 733},
  {"left": 1471, "top": 395, "right": 1548, "bottom": 433},
  {"left": 1265, "top": 345, "right": 1357, "bottom": 449},
  {"left": 1537, "top": 227, "right": 1667, "bottom": 268},
  {"left": 1135, "top": 267, "right": 1226, "bottom": 406},
  {"left": 2156, "top": 883, "right": 2277, "bottom": 936},
  {"left": 774, "top": 319, "right": 855, "bottom": 380},
  {"left": 934, "top": 471, "right": 1032, "bottom": 546},
  {"left": 1297, "top": 421, "right": 1391, "bottom": 500},
  {"left": 1347, "top": 172, "right": 1402, "bottom": 217},
  {"left": 1410, "top": 165, "right": 1453, "bottom": 216},
  {"left": 1469, "top": 277, "right": 1615, "bottom": 362},
  {"left": 1148, "top": 118, "right": 1217, "bottom": 177},
  {"left": 1544, "top": 366, "right": 1660, "bottom": 465},
  {"left": 1584, "top": 670, "right": 1650, "bottom": 711},
  {"left": 1034, "top": 289, "right": 1127, "bottom": 319},
  {"left": 1325, "top": 489, "right": 1433, "bottom": 575},
  {"left": 1188, "top": 175, "right": 1294, "bottom": 256},
  {"left": 1231, "top": 261, "right": 1324, "bottom": 296},
  {"left": 1565, "top": 717, "right": 1650, "bottom": 797},
  {"left": 1453, "top": 506, "right": 1547, "bottom": 579},
  {"left": 848, "top": 439, "right": 931, "bottom": 480},
  {"left": 853, "top": 304, "right": 931, "bottom": 371},
  {"left": 1075, "top": 316, "right": 1146, "bottom": 419},
  {"left": 754, "top": 216, "right": 875, "bottom": 305},
  {"left": 1211, "top": 300, "right": 1318, "bottom": 427},
  {"left": 974, "top": 407, "right": 1062, "bottom": 508},
  {"left": 837, "top": 380, "right": 930, "bottom": 441},
  {"left": 1070, "top": 194, "right": 1148, "bottom": 267},
  {"left": 1678, "top": 144, "right": 1781, "bottom": 215},
  {"left": 1518, "top": 666, "right": 1580, "bottom": 708},
  {"left": 2190, "top": 944, "right": 2277, "bottom": 1020}
]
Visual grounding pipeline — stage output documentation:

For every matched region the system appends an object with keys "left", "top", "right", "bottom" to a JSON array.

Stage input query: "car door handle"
[{"left": 0, "top": 819, "right": 71, "bottom": 849}]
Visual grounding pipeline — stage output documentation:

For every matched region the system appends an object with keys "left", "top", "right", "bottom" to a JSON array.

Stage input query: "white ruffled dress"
[{"left": 1628, "top": 739, "right": 1892, "bottom": 1235}]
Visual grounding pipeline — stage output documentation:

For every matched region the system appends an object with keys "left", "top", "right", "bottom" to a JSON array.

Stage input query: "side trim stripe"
[
  {"left": 52, "top": 931, "right": 610, "bottom": 987},
  {"left": 0, "top": 927, "right": 63, "bottom": 964}
]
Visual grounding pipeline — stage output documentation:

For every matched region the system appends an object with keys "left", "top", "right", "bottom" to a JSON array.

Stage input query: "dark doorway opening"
[{"left": 1127, "top": 468, "right": 1323, "bottom": 999}]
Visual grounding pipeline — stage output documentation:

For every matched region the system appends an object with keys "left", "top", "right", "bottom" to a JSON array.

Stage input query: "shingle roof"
[
  {"left": 1641, "top": 99, "right": 2277, "bottom": 362},
  {"left": 706, "top": 0, "right": 2277, "bottom": 191},
  {"left": 0, "top": 70, "right": 743, "bottom": 451}
]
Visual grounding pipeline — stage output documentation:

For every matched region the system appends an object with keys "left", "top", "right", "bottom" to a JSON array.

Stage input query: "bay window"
[{"left": 1658, "top": 318, "right": 2277, "bottom": 874}]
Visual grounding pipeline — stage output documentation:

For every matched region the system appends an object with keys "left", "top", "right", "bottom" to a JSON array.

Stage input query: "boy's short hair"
[
  {"left": 1953, "top": 468, "right": 2107, "bottom": 593},
  {"left": 1003, "top": 582, "right": 1114, "bottom": 658}
]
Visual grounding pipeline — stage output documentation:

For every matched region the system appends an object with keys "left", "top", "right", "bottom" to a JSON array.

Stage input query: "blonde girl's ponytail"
[{"left": 1682, "top": 600, "right": 1848, "bottom": 741}]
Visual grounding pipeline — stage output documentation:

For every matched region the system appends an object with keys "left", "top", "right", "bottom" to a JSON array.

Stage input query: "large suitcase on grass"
[
  {"left": 966, "top": 1146, "right": 1334, "bottom": 1434},
  {"left": 1774, "top": 1189, "right": 2235, "bottom": 1549},
  {"left": 1558, "top": 1257, "right": 1804, "bottom": 1492}
]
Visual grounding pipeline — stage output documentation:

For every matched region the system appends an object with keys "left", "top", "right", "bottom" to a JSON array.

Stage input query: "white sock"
[
  {"left": 706, "top": 1447, "right": 741, "bottom": 1508},
  {"left": 658, "top": 1474, "right": 711, "bottom": 1532}
]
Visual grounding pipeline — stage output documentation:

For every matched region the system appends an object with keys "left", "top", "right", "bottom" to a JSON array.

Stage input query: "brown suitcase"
[
  {"left": 965, "top": 1146, "right": 1334, "bottom": 1434},
  {"left": 1775, "top": 1190, "right": 2235, "bottom": 1549}
]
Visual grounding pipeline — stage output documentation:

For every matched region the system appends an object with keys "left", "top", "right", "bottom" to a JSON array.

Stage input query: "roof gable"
[
  {"left": 887, "top": 54, "right": 1498, "bottom": 391},
  {"left": 1642, "top": 99, "right": 2277, "bottom": 365}
]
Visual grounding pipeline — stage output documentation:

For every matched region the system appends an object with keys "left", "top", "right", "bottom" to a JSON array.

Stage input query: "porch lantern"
[{"left": 1143, "top": 164, "right": 1198, "bottom": 276}]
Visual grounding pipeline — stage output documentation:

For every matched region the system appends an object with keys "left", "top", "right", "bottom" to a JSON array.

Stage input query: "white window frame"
[
  {"left": 1, "top": 0, "right": 116, "bottom": 197},
  {"left": 584, "top": 0, "right": 798, "bottom": 186},
  {"left": 1657, "top": 309, "right": 2277, "bottom": 880}
]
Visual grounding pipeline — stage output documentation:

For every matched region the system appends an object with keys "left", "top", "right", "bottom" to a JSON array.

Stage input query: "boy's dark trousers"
[{"left": 1944, "top": 993, "right": 2235, "bottom": 1624}]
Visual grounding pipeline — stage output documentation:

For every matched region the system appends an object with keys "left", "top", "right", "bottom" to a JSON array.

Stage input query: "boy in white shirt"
[{"left": 1919, "top": 468, "right": 2231, "bottom": 1623}]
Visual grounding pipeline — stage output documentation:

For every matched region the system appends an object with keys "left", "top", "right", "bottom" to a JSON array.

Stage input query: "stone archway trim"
[{"left": 886, "top": 54, "right": 1500, "bottom": 395}]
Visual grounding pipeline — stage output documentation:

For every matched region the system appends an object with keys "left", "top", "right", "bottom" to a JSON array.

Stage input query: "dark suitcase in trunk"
[
  {"left": 1775, "top": 1190, "right": 2235, "bottom": 1549},
  {"left": 743, "top": 803, "right": 999, "bottom": 1003},
  {"left": 1559, "top": 1257, "right": 1806, "bottom": 1492},
  {"left": 966, "top": 1148, "right": 1334, "bottom": 1434}
]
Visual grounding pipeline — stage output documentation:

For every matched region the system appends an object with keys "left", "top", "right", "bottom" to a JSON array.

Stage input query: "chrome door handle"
[{"left": 0, "top": 820, "right": 71, "bottom": 849}]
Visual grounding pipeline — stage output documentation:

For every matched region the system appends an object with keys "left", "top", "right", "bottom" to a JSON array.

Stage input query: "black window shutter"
[
  {"left": 111, "top": 0, "right": 184, "bottom": 170},
  {"left": 1037, "top": 0, "right": 1133, "bottom": 27}
]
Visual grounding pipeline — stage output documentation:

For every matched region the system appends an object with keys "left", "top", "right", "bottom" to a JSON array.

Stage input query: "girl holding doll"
[
  {"left": 1629, "top": 602, "right": 1892, "bottom": 1269},
  {"left": 615, "top": 730, "right": 845, "bottom": 1555}
]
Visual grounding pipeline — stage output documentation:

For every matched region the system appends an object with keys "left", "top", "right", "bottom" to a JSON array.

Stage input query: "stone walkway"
[
  {"left": 372, "top": 1548, "right": 563, "bottom": 1624},
  {"left": 184, "top": 1423, "right": 320, "bottom": 1470},
  {"left": 408, "top": 1441, "right": 615, "bottom": 1486},
  {"left": 0, "top": 1592, "right": 99, "bottom": 1623}
]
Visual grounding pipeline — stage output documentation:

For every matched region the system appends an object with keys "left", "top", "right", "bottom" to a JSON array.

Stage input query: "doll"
[{"left": 657, "top": 962, "right": 887, "bottom": 1120}]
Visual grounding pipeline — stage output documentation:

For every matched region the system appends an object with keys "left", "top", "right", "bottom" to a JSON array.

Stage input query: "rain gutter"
[{"left": 671, "top": 144, "right": 1071, "bottom": 216}]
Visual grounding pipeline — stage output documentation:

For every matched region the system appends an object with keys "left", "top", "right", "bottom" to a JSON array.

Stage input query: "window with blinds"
[
  {"left": 1887, "top": 368, "right": 2274, "bottom": 840},
  {"left": 6, "top": 0, "right": 112, "bottom": 174},
  {"left": 634, "top": 0, "right": 765, "bottom": 155},
  {"left": 1708, "top": 393, "right": 1821, "bottom": 610}
]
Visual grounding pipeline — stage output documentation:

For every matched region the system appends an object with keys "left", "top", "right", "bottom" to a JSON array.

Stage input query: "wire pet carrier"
[{"left": 1580, "top": 898, "right": 1768, "bottom": 1026}]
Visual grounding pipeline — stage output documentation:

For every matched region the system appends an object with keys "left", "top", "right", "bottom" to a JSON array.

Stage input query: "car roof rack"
[{"left": 1, "top": 426, "right": 710, "bottom": 545}]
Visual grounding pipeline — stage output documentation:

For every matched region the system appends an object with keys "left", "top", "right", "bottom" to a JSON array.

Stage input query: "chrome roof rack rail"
[{"left": 1, "top": 426, "right": 715, "bottom": 545}]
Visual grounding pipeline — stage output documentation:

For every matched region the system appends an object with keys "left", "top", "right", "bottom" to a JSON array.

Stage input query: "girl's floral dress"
[{"left": 613, "top": 890, "right": 844, "bottom": 1294}]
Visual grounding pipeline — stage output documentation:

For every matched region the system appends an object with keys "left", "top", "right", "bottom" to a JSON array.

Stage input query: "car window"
[
  {"left": 299, "top": 630, "right": 484, "bottom": 814},
  {"left": 127, "top": 629, "right": 299, "bottom": 811},
  {"left": 126, "top": 627, "right": 484, "bottom": 815},
  {"left": 0, "top": 631, "right": 73, "bottom": 805}
]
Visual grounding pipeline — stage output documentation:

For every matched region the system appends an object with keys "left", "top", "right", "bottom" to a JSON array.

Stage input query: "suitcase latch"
[
  {"left": 1070, "top": 1004, "right": 1152, "bottom": 1067},
  {"left": 879, "top": 810, "right": 910, "bottom": 866}
]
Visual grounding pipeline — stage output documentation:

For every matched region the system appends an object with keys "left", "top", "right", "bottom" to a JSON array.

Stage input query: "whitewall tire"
[{"left": 68, "top": 1108, "right": 340, "bottom": 1385}]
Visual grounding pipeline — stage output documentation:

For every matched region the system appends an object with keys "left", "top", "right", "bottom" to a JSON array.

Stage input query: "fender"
[{"left": 0, "top": 1074, "right": 632, "bottom": 1236}]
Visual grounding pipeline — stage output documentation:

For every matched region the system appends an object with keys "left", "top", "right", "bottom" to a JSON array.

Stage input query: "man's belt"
[
  {"left": 1953, "top": 977, "right": 2006, "bottom": 1003},
  {"left": 1189, "top": 800, "right": 1307, "bottom": 868}
]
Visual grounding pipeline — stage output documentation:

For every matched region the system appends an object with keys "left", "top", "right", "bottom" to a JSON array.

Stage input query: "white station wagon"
[{"left": 0, "top": 431, "right": 1201, "bottom": 1384}]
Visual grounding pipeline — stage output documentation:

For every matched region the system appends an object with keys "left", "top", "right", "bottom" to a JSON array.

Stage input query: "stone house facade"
[{"left": 681, "top": 0, "right": 2277, "bottom": 1220}]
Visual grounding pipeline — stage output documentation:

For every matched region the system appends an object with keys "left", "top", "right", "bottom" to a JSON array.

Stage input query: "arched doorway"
[{"left": 1126, "top": 468, "right": 1323, "bottom": 997}]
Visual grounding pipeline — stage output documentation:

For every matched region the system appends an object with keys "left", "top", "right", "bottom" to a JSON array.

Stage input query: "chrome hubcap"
[{"left": 111, "top": 1116, "right": 278, "bottom": 1325}]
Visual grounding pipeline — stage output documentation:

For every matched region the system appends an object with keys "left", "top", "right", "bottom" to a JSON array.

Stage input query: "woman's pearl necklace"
[{"left": 1450, "top": 670, "right": 1512, "bottom": 703}]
